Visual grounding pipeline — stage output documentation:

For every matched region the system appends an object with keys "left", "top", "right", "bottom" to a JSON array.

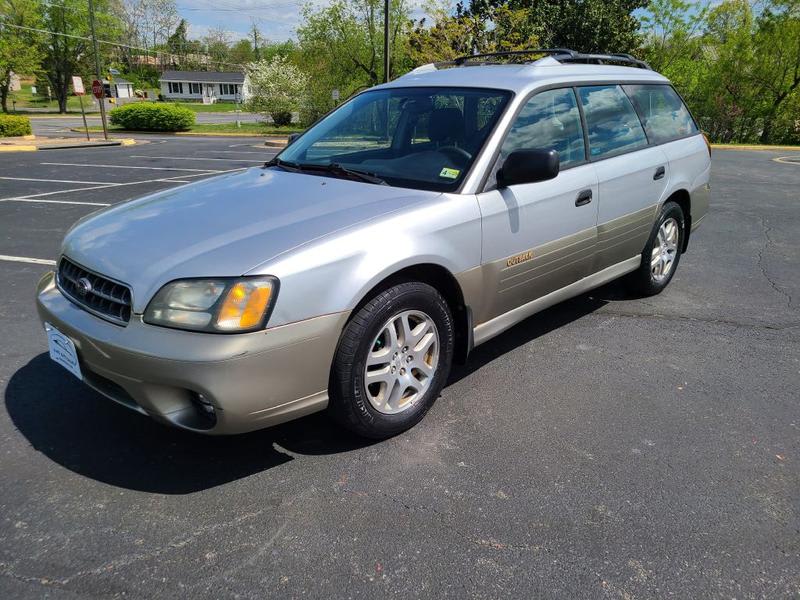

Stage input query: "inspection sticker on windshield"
[
  {"left": 439, "top": 167, "right": 460, "bottom": 179},
  {"left": 45, "top": 322, "right": 82, "bottom": 380}
]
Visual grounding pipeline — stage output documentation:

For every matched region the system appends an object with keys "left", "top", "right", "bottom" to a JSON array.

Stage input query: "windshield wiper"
[
  {"left": 266, "top": 158, "right": 386, "bottom": 185},
  {"left": 264, "top": 157, "right": 302, "bottom": 172}
]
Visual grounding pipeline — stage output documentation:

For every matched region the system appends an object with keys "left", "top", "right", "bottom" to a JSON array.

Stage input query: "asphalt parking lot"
[{"left": 0, "top": 142, "right": 798, "bottom": 598}]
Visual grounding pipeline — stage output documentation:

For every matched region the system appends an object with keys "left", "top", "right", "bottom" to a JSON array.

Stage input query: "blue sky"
[{"left": 178, "top": 0, "right": 428, "bottom": 43}]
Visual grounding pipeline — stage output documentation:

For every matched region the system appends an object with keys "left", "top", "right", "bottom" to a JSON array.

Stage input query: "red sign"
[{"left": 92, "top": 79, "right": 103, "bottom": 99}]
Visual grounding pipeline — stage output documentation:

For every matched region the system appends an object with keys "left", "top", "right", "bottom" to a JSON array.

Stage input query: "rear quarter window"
[
  {"left": 577, "top": 85, "right": 648, "bottom": 159},
  {"left": 623, "top": 84, "right": 698, "bottom": 143}
]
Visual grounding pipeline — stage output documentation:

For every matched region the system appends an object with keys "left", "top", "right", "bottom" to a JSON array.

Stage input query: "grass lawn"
[
  {"left": 169, "top": 102, "right": 243, "bottom": 113},
  {"left": 80, "top": 122, "right": 304, "bottom": 136},
  {"left": 8, "top": 84, "right": 100, "bottom": 113}
]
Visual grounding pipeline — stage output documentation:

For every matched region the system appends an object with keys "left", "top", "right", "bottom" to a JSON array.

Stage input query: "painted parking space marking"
[
  {"left": 0, "top": 197, "right": 112, "bottom": 206},
  {"left": 0, "top": 168, "right": 245, "bottom": 205},
  {"left": 0, "top": 176, "right": 117, "bottom": 185},
  {"left": 41, "top": 162, "right": 224, "bottom": 173},
  {"left": 773, "top": 156, "right": 800, "bottom": 165},
  {"left": 0, "top": 254, "right": 57, "bottom": 266},
  {"left": 130, "top": 155, "right": 265, "bottom": 163},
  {"left": 195, "top": 150, "right": 271, "bottom": 155}
]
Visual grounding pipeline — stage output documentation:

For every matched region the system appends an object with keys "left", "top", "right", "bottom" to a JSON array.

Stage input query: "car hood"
[{"left": 62, "top": 167, "right": 440, "bottom": 313}]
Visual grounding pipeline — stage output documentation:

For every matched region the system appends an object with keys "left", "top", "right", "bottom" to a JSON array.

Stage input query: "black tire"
[
  {"left": 328, "top": 281, "right": 454, "bottom": 439},
  {"left": 628, "top": 200, "right": 686, "bottom": 296}
]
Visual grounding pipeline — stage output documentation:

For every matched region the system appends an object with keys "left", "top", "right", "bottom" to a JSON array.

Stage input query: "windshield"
[{"left": 276, "top": 87, "right": 512, "bottom": 191}]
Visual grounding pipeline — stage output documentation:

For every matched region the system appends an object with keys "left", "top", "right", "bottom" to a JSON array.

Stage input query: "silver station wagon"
[{"left": 37, "top": 49, "right": 711, "bottom": 439}]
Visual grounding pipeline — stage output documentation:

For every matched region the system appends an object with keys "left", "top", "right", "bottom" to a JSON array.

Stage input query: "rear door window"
[
  {"left": 577, "top": 85, "right": 648, "bottom": 159},
  {"left": 623, "top": 84, "right": 698, "bottom": 143},
  {"left": 500, "top": 88, "right": 586, "bottom": 168}
]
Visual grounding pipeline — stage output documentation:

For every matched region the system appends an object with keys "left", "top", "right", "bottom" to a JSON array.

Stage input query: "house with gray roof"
[{"left": 159, "top": 71, "right": 248, "bottom": 103}]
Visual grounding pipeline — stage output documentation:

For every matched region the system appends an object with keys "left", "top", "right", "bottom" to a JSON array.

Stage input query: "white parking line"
[
  {"left": 0, "top": 197, "right": 111, "bottom": 206},
  {"left": 0, "top": 176, "right": 116, "bottom": 185},
  {"left": 41, "top": 162, "right": 223, "bottom": 173},
  {"left": 131, "top": 155, "right": 265, "bottom": 163},
  {"left": 197, "top": 150, "right": 270, "bottom": 155},
  {"left": 0, "top": 254, "right": 56, "bottom": 266},
  {"left": 0, "top": 168, "right": 245, "bottom": 205}
]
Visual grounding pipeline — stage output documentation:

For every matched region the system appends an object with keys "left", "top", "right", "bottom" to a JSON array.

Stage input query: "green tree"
[
  {"left": 245, "top": 55, "right": 308, "bottom": 126},
  {"left": 40, "top": 0, "right": 121, "bottom": 113},
  {"left": 229, "top": 39, "right": 254, "bottom": 65},
  {"left": 750, "top": 0, "right": 800, "bottom": 142},
  {"left": 296, "top": 0, "right": 410, "bottom": 121},
  {"left": 0, "top": 0, "right": 44, "bottom": 112},
  {"left": 408, "top": 1, "right": 537, "bottom": 63},
  {"left": 166, "top": 18, "right": 189, "bottom": 54},
  {"left": 467, "top": 0, "right": 646, "bottom": 53}
]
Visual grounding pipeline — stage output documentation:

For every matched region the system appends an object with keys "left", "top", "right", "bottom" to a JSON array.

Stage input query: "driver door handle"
[{"left": 575, "top": 189, "right": 592, "bottom": 207}]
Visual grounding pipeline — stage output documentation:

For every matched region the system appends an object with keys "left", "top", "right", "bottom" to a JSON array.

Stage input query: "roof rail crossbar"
[
  {"left": 449, "top": 48, "right": 651, "bottom": 70},
  {"left": 452, "top": 48, "right": 577, "bottom": 66},
  {"left": 557, "top": 52, "right": 651, "bottom": 70}
]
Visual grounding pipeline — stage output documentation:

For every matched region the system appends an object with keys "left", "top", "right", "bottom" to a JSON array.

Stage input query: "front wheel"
[
  {"left": 328, "top": 282, "right": 454, "bottom": 439},
  {"left": 627, "top": 201, "right": 685, "bottom": 296}
]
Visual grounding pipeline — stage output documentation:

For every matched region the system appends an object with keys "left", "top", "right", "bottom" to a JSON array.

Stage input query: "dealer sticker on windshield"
[{"left": 439, "top": 167, "right": 460, "bottom": 179}]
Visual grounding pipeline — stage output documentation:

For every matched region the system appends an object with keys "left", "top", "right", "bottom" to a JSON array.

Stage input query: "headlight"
[{"left": 143, "top": 277, "right": 278, "bottom": 333}]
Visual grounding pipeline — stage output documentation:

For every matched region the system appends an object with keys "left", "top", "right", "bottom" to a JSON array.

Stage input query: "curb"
[
  {"left": 70, "top": 127, "right": 299, "bottom": 139},
  {"left": 712, "top": 144, "right": 800, "bottom": 151},
  {"left": 0, "top": 138, "right": 136, "bottom": 152},
  {"left": 0, "top": 145, "right": 37, "bottom": 152}
]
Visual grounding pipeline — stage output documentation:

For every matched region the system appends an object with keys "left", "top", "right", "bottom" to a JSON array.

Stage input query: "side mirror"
[
  {"left": 287, "top": 132, "right": 301, "bottom": 145},
  {"left": 497, "top": 149, "right": 560, "bottom": 188}
]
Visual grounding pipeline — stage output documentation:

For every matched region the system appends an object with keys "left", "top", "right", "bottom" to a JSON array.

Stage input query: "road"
[
  {"left": 28, "top": 111, "right": 260, "bottom": 137},
  {"left": 0, "top": 142, "right": 798, "bottom": 598}
]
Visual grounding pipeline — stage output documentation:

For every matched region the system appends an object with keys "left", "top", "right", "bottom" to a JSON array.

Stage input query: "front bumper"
[{"left": 36, "top": 271, "right": 349, "bottom": 434}]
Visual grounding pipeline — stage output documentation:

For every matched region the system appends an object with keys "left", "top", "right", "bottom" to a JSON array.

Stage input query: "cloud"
[{"left": 178, "top": 0, "right": 430, "bottom": 42}]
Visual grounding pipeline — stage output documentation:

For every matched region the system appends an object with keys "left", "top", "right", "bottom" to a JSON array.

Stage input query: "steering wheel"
[{"left": 438, "top": 145, "right": 471, "bottom": 163}]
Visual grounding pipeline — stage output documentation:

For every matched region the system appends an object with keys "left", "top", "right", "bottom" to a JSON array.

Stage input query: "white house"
[
  {"left": 159, "top": 71, "right": 247, "bottom": 103},
  {"left": 105, "top": 77, "right": 134, "bottom": 99}
]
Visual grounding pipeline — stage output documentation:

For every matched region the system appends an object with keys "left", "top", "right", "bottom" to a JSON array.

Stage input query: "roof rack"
[{"left": 447, "top": 48, "right": 651, "bottom": 70}]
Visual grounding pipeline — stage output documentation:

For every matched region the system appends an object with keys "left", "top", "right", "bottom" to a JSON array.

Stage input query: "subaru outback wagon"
[{"left": 37, "top": 49, "right": 711, "bottom": 439}]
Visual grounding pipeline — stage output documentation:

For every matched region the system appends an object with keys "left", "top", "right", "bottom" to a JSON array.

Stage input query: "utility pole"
[
  {"left": 383, "top": 0, "right": 390, "bottom": 83},
  {"left": 88, "top": 0, "right": 109, "bottom": 140}
]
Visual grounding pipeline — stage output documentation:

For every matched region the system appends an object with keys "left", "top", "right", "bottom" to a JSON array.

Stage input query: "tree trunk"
[{"left": 1, "top": 84, "right": 8, "bottom": 113}]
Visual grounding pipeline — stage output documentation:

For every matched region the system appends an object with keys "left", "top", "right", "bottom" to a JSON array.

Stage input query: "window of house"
[
  {"left": 623, "top": 84, "right": 698, "bottom": 144},
  {"left": 577, "top": 85, "right": 648, "bottom": 159},
  {"left": 168, "top": 82, "right": 183, "bottom": 94},
  {"left": 500, "top": 88, "right": 586, "bottom": 168},
  {"left": 189, "top": 82, "right": 202, "bottom": 95},
  {"left": 219, "top": 84, "right": 238, "bottom": 95}
]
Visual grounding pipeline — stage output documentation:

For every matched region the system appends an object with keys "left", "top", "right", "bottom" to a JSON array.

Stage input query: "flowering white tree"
[{"left": 245, "top": 56, "right": 308, "bottom": 126}]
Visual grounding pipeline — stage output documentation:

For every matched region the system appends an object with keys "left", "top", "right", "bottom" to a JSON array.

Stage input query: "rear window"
[
  {"left": 577, "top": 85, "right": 648, "bottom": 159},
  {"left": 623, "top": 84, "right": 698, "bottom": 143}
]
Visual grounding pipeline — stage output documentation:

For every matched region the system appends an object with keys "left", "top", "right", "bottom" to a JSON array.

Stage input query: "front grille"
[{"left": 57, "top": 257, "right": 132, "bottom": 325}]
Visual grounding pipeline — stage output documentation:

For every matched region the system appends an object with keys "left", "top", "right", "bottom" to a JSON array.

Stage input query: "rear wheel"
[
  {"left": 628, "top": 200, "right": 685, "bottom": 296},
  {"left": 329, "top": 282, "right": 454, "bottom": 439}
]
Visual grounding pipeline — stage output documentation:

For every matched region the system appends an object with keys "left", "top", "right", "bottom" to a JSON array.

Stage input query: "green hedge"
[
  {"left": 109, "top": 102, "right": 195, "bottom": 131},
  {"left": 0, "top": 114, "right": 32, "bottom": 137}
]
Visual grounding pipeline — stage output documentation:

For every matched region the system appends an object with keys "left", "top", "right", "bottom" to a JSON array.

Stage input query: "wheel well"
[
  {"left": 351, "top": 263, "right": 472, "bottom": 364},
  {"left": 666, "top": 189, "right": 692, "bottom": 252}
]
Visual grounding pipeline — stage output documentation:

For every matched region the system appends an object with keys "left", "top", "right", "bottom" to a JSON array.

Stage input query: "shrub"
[
  {"left": 272, "top": 111, "right": 292, "bottom": 127},
  {"left": 109, "top": 102, "right": 195, "bottom": 131},
  {"left": 0, "top": 114, "right": 32, "bottom": 137}
]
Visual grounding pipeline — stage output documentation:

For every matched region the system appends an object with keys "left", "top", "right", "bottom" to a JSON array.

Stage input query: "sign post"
[
  {"left": 234, "top": 92, "right": 241, "bottom": 129},
  {"left": 73, "top": 76, "right": 90, "bottom": 141},
  {"left": 87, "top": 0, "right": 109, "bottom": 140}
]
